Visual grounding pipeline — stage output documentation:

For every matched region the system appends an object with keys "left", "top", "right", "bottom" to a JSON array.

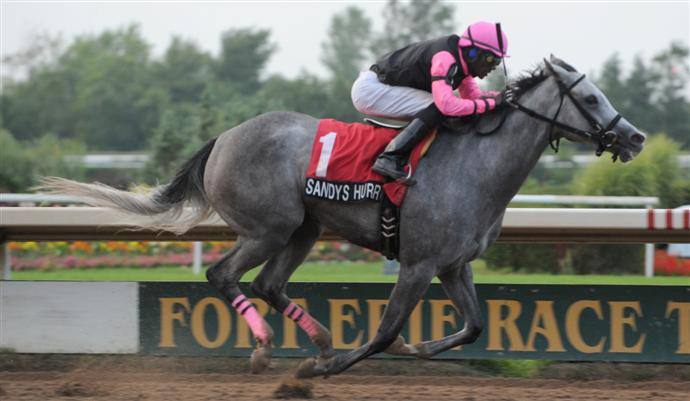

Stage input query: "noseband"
[{"left": 511, "top": 74, "right": 623, "bottom": 161}]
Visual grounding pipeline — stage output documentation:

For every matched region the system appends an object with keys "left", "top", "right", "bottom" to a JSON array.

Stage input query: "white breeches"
[{"left": 351, "top": 70, "right": 434, "bottom": 121}]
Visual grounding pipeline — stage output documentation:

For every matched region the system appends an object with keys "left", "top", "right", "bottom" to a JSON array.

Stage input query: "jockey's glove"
[
  {"left": 491, "top": 92, "right": 506, "bottom": 109},
  {"left": 501, "top": 87, "right": 517, "bottom": 108}
]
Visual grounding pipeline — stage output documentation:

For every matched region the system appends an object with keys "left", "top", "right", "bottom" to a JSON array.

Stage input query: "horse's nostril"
[{"left": 631, "top": 133, "right": 646, "bottom": 144}]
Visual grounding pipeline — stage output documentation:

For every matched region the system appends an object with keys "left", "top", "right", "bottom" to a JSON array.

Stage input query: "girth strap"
[{"left": 380, "top": 193, "right": 399, "bottom": 260}]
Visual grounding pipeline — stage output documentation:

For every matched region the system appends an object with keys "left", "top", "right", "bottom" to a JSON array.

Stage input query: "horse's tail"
[{"left": 37, "top": 138, "right": 218, "bottom": 235}]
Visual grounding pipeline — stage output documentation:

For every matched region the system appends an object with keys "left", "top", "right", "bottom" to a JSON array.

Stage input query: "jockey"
[{"left": 351, "top": 21, "right": 509, "bottom": 183}]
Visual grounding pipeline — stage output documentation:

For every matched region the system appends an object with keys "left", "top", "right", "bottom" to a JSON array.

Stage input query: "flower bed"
[
  {"left": 654, "top": 249, "right": 690, "bottom": 276},
  {"left": 9, "top": 242, "right": 690, "bottom": 275},
  {"left": 8, "top": 240, "right": 382, "bottom": 271}
]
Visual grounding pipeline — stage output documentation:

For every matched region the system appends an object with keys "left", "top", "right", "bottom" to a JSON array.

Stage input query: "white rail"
[
  {"left": 2, "top": 206, "right": 687, "bottom": 241},
  {"left": 2, "top": 193, "right": 661, "bottom": 277},
  {"left": 1, "top": 206, "right": 688, "bottom": 280},
  {"left": 0, "top": 193, "right": 661, "bottom": 207},
  {"left": 510, "top": 194, "right": 658, "bottom": 207}
]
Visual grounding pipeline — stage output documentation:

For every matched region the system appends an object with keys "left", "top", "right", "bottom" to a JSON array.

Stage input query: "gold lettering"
[
  {"left": 282, "top": 298, "right": 308, "bottom": 349},
  {"left": 525, "top": 300, "right": 565, "bottom": 352},
  {"left": 666, "top": 301, "right": 690, "bottom": 354},
  {"left": 366, "top": 300, "right": 388, "bottom": 341},
  {"left": 329, "top": 299, "right": 364, "bottom": 349},
  {"left": 408, "top": 301, "right": 424, "bottom": 345},
  {"left": 566, "top": 300, "right": 606, "bottom": 353},
  {"left": 609, "top": 301, "right": 646, "bottom": 353},
  {"left": 235, "top": 298, "right": 272, "bottom": 348},
  {"left": 429, "top": 300, "right": 457, "bottom": 340},
  {"left": 191, "top": 297, "right": 231, "bottom": 348},
  {"left": 159, "top": 297, "right": 191, "bottom": 347},
  {"left": 486, "top": 300, "right": 527, "bottom": 351}
]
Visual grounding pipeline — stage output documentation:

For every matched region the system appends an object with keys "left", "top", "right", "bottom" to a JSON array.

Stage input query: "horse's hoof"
[
  {"left": 295, "top": 356, "right": 332, "bottom": 379},
  {"left": 295, "top": 357, "right": 319, "bottom": 379},
  {"left": 412, "top": 342, "right": 434, "bottom": 360},
  {"left": 385, "top": 335, "right": 419, "bottom": 356},
  {"left": 250, "top": 345, "right": 272, "bottom": 374}
]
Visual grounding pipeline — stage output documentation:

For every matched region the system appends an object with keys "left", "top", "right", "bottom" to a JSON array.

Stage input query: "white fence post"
[
  {"left": 193, "top": 241, "right": 203, "bottom": 275},
  {"left": 645, "top": 204, "right": 655, "bottom": 278},
  {"left": 645, "top": 243, "right": 655, "bottom": 278}
]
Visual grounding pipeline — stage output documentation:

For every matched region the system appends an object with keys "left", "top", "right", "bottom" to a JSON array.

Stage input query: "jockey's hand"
[
  {"left": 501, "top": 87, "right": 517, "bottom": 107},
  {"left": 491, "top": 93, "right": 505, "bottom": 109}
]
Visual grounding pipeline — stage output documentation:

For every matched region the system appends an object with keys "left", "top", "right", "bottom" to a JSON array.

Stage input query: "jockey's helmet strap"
[{"left": 495, "top": 22, "right": 508, "bottom": 83}]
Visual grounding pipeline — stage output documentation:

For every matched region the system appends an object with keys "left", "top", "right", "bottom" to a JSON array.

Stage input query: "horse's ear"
[
  {"left": 544, "top": 57, "right": 568, "bottom": 84},
  {"left": 549, "top": 54, "right": 578, "bottom": 72},
  {"left": 544, "top": 58, "right": 558, "bottom": 78}
]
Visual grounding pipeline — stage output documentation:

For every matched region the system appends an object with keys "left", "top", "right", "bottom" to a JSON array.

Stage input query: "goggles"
[{"left": 484, "top": 53, "right": 502, "bottom": 67}]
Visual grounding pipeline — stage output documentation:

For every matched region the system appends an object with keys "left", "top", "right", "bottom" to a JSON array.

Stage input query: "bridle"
[{"left": 511, "top": 73, "right": 623, "bottom": 161}]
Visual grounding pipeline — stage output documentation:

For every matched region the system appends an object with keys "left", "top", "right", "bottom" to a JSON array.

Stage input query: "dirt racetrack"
[{"left": 1, "top": 355, "right": 689, "bottom": 401}]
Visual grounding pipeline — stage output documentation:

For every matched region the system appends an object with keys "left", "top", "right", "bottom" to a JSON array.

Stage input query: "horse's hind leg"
[
  {"left": 412, "top": 262, "right": 483, "bottom": 358},
  {"left": 206, "top": 235, "right": 288, "bottom": 373},
  {"left": 296, "top": 262, "right": 436, "bottom": 378},
  {"left": 251, "top": 214, "right": 335, "bottom": 359}
]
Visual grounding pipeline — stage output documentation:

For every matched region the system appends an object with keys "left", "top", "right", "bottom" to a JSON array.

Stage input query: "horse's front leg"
[
  {"left": 296, "top": 263, "right": 436, "bottom": 378},
  {"left": 412, "top": 262, "right": 483, "bottom": 358}
]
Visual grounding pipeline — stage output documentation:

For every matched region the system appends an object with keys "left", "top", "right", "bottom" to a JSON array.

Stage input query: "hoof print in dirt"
[
  {"left": 55, "top": 381, "right": 103, "bottom": 397},
  {"left": 273, "top": 377, "right": 314, "bottom": 399}
]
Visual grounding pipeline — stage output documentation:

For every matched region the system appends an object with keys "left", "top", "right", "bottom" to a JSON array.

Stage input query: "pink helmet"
[{"left": 459, "top": 21, "right": 509, "bottom": 58}]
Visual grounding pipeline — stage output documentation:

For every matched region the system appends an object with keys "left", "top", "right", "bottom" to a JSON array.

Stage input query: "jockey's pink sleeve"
[
  {"left": 458, "top": 76, "right": 499, "bottom": 99},
  {"left": 430, "top": 51, "right": 495, "bottom": 116},
  {"left": 458, "top": 76, "right": 483, "bottom": 99}
]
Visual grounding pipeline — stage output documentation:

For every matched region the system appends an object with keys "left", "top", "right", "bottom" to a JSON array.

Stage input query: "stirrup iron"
[{"left": 395, "top": 162, "right": 416, "bottom": 186}]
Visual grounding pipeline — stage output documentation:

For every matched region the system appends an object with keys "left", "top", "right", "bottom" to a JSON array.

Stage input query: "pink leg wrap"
[
  {"left": 284, "top": 302, "right": 320, "bottom": 337},
  {"left": 231, "top": 295, "right": 269, "bottom": 343}
]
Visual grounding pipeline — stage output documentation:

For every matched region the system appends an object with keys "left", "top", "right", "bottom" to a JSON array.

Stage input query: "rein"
[{"left": 474, "top": 73, "right": 623, "bottom": 161}]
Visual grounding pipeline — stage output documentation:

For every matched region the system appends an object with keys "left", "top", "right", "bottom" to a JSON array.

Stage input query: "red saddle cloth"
[{"left": 305, "top": 118, "right": 434, "bottom": 206}]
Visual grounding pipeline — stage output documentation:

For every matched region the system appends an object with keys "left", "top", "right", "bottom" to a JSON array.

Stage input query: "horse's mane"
[{"left": 509, "top": 63, "right": 548, "bottom": 98}]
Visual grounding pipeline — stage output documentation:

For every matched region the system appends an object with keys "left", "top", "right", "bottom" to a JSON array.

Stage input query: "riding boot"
[{"left": 372, "top": 118, "right": 432, "bottom": 182}]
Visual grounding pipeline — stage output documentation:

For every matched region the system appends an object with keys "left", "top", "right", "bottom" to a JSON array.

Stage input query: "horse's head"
[{"left": 542, "top": 55, "right": 646, "bottom": 162}]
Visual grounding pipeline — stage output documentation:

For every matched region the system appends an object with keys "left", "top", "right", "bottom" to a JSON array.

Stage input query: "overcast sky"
[{"left": 1, "top": 1, "right": 689, "bottom": 82}]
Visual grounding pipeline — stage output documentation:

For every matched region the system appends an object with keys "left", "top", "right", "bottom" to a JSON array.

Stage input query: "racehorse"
[{"left": 40, "top": 56, "right": 646, "bottom": 378}]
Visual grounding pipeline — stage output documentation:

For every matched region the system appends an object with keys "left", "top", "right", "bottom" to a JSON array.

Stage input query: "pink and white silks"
[
  {"left": 430, "top": 51, "right": 498, "bottom": 116},
  {"left": 351, "top": 44, "right": 498, "bottom": 120}
]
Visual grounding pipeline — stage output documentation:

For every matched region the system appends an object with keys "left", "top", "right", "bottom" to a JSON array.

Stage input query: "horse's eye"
[{"left": 585, "top": 95, "right": 599, "bottom": 105}]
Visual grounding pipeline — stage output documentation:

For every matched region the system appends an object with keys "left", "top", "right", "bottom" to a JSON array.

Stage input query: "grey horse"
[{"left": 40, "top": 56, "right": 645, "bottom": 378}]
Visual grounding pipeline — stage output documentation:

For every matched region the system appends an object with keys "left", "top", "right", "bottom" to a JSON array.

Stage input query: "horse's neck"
[{"left": 443, "top": 79, "right": 557, "bottom": 205}]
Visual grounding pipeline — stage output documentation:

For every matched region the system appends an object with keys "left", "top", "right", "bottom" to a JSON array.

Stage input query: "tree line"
[{"left": 1, "top": 1, "right": 688, "bottom": 192}]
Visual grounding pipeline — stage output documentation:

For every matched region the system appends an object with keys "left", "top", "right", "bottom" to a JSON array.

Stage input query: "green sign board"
[{"left": 139, "top": 282, "right": 690, "bottom": 362}]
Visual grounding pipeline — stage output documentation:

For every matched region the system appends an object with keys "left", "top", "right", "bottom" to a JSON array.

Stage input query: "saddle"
[
  {"left": 304, "top": 118, "right": 437, "bottom": 260},
  {"left": 363, "top": 117, "right": 407, "bottom": 130}
]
